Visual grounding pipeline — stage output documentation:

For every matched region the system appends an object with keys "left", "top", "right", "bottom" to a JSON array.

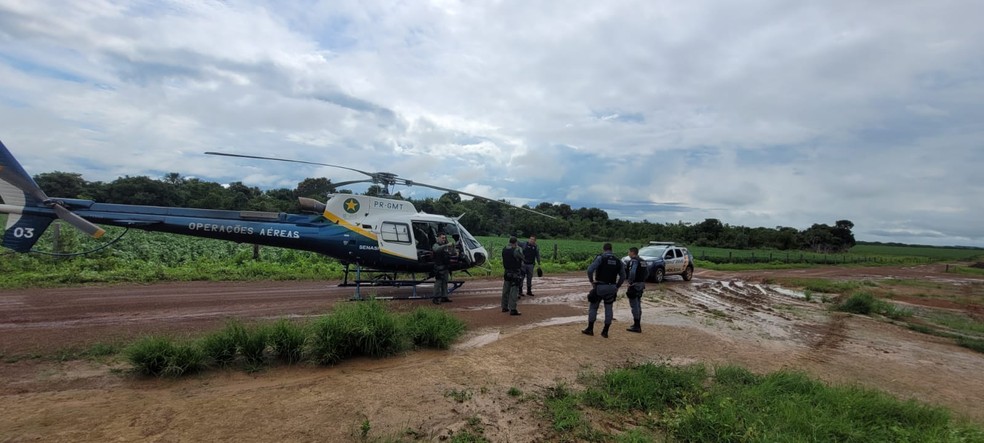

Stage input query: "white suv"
[{"left": 624, "top": 242, "right": 695, "bottom": 283}]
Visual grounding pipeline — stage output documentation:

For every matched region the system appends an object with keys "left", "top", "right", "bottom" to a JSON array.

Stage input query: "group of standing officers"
[
  {"left": 500, "top": 237, "right": 648, "bottom": 337},
  {"left": 431, "top": 233, "right": 648, "bottom": 337}
]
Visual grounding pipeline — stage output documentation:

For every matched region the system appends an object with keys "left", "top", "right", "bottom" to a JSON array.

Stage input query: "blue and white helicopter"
[{"left": 0, "top": 139, "right": 550, "bottom": 298}]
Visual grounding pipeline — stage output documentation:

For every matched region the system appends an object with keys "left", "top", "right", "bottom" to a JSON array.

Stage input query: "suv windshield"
[{"left": 638, "top": 246, "right": 669, "bottom": 257}]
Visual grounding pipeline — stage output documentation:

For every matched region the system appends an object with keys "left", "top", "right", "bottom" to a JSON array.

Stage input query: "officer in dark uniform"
[
  {"left": 431, "top": 233, "right": 455, "bottom": 304},
  {"left": 625, "top": 247, "right": 647, "bottom": 333},
  {"left": 519, "top": 235, "right": 542, "bottom": 296},
  {"left": 501, "top": 236, "right": 524, "bottom": 315},
  {"left": 582, "top": 242, "right": 625, "bottom": 338}
]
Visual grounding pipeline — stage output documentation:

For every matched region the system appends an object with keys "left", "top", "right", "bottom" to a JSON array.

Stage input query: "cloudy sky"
[{"left": 1, "top": 0, "right": 981, "bottom": 247}]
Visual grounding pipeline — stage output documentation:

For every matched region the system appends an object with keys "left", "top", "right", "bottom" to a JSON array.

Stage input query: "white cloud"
[{"left": 1, "top": 0, "right": 983, "bottom": 246}]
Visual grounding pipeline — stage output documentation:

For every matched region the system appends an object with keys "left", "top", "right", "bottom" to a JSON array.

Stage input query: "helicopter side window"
[
  {"left": 413, "top": 223, "right": 432, "bottom": 250},
  {"left": 380, "top": 222, "right": 411, "bottom": 244}
]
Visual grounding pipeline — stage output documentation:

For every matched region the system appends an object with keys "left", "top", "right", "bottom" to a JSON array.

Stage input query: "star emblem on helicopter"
[{"left": 343, "top": 198, "right": 360, "bottom": 213}]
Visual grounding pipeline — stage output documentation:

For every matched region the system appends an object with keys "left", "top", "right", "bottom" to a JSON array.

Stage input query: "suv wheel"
[
  {"left": 682, "top": 266, "right": 693, "bottom": 281},
  {"left": 652, "top": 267, "right": 665, "bottom": 283}
]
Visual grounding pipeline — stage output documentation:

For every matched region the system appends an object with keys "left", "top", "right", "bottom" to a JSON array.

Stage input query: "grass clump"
[
  {"left": 126, "top": 336, "right": 204, "bottom": 377},
  {"left": 403, "top": 307, "right": 467, "bottom": 349},
  {"left": 544, "top": 383, "right": 586, "bottom": 434},
  {"left": 444, "top": 388, "right": 472, "bottom": 403},
  {"left": 308, "top": 301, "right": 410, "bottom": 364},
  {"left": 269, "top": 318, "right": 306, "bottom": 364},
  {"left": 835, "top": 291, "right": 912, "bottom": 319},
  {"left": 581, "top": 362, "right": 706, "bottom": 412}
]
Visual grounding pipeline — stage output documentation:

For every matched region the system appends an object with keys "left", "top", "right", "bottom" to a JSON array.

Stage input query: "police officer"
[
  {"left": 519, "top": 235, "right": 542, "bottom": 296},
  {"left": 431, "top": 232, "right": 455, "bottom": 304},
  {"left": 625, "top": 247, "right": 647, "bottom": 333},
  {"left": 582, "top": 242, "right": 625, "bottom": 338},
  {"left": 501, "top": 236, "right": 524, "bottom": 315}
]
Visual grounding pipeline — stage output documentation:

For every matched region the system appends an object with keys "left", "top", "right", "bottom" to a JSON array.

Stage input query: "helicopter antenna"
[{"left": 205, "top": 151, "right": 557, "bottom": 219}]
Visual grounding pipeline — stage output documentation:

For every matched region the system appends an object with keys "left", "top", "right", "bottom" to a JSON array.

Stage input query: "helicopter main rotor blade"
[
  {"left": 331, "top": 179, "right": 374, "bottom": 188},
  {"left": 0, "top": 165, "right": 48, "bottom": 202},
  {"left": 204, "top": 150, "right": 556, "bottom": 219},
  {"left": 204, "top": 152, "right": 373, "bottom": 178},
  {"left": 406, "top": 180, "right": 557, "bottom": 219}
]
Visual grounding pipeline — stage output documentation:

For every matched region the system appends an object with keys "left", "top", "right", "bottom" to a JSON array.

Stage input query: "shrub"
[{"left": 836, "top": 292, "right": 876, "bottom": 315}]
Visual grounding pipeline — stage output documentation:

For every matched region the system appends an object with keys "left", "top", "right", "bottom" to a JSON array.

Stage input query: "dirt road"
[{"left": 1, "top": 265, "right": 982, "bottom": 441}]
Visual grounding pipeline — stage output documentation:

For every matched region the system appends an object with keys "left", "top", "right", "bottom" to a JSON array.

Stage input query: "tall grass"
[
  {"left": 269, "top": 318, "right": 306, "bottom": 364},
  {"left": 199, "top": 323, "right": 239, "bottom": 367}
]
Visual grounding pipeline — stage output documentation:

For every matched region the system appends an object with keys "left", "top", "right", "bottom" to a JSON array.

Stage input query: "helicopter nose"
[{"left": 471, "top": 252, "right": 486, "bottom": 266}]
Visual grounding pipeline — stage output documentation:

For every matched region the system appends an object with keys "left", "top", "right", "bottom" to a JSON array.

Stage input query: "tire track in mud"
[
  {"left": 794, "top": 313, "right": 849, "bottom": 364},
  {"left": 653, "top": 279, "right": 813, "bottom": 343},
  {"left": 661, "top": 278, "right": 851, "bottom": 364}
]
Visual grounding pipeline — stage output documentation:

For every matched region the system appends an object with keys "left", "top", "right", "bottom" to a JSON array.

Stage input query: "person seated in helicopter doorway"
[
  {"left": 501, "top": 236, "right": 524, "bottom": 315},
  {"left": 519, "top": 235, "right": 542, "bottom": 297},
  {"left": 431, "top": 232, "right": 456, "bottom": 304}
]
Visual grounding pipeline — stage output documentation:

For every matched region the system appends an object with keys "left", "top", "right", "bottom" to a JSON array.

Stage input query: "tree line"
[{"left": 29, "top": 171, "right": 856, "bottom": 252}]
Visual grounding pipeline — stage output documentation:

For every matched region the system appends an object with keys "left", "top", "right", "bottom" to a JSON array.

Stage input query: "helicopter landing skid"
[{"left": 341, "top": 266, "right": 465, "bottom": 301}]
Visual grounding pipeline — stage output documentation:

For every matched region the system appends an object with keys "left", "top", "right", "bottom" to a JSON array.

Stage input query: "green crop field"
[{"left": 0, "top": 217, "right": 982, "bottom": 288}]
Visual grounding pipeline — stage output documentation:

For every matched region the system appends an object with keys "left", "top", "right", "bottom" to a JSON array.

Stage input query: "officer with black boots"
[
  {"left": 625, "top": 247, "right": 648, "bottom": 333},
  {"left": 582, "top": 242, "right": 625, "bottom": 338},
  {"left": 501, "top": 236, "right": 524, "bottom": 315},
  {"left": 431, "top": 233, "right": 455, "bottom": 304},
  {"left": 519, "top": 235, "right": 542, "bottom": 296}
]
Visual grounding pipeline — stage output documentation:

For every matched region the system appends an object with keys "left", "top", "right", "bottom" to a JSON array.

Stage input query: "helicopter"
[{"left": 0, "top": 139, "right": 552, "bottom": 299}]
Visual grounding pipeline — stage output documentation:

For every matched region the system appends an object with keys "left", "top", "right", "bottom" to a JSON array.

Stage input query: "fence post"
[
  {"left": 553, "top": 244, "right": 558, "bottom": 260},
  {"left": 52, "top": 222, "right": 61, "bottom": 254}
]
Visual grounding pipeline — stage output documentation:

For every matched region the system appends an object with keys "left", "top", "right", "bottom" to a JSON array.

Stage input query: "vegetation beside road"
[
  {"left": 540, "top": 362, "right": 984, "bottom": 442},
  {"left": 126, "top": 300, "right": 465, "bottom": 377}
]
